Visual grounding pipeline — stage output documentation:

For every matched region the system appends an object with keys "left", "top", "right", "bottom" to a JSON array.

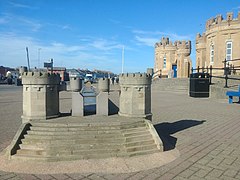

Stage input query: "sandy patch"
[{"left": 0, "top": 149, "right": 179, "bottom": 174}]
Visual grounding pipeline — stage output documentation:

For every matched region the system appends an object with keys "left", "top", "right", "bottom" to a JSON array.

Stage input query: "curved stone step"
[
  {"left": 30, "top": 121, "right": 146, "bottom": 130},
  {"left": 123, "top": 130, "right": 150, "bottom": 137},
  {"left": 13, "top": 151, "right": 128, "bottom": 161},
  {"left": 27, "top": 130, "right": 122, "bottom": 136},
  {"left": 24, "top": 133, "right": 123, "bottom": 140},
  {"left": 128, "top": 149, "right": 161, "bottom": 157},
  {"left": 125, "top": 139, "right": 155, "bottom": 147},
  {"left": 125, "top": 134, "right": 153, "bottom": 142},
  {"left": 126, "top": 144, "right": 158, "bottom": 152},
  {"left": 19, "top": 143, "right": 125, "bottom": 151},
  {"left": 20, "top": 139, "right": 156, "bottom": 150},
  {"left": 21, "top": 137, "right": 126, "bottom": 145}
]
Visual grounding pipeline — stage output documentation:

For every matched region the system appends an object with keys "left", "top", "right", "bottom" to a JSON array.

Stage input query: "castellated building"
[
  {"left": 154, "top": 37, "right": 192, "bottom": 78},
  {"left": 196, "top": 12, "right": 240, "bottom": 74}
]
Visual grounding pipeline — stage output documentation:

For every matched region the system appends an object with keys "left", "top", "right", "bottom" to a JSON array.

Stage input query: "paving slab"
[{"left": 0, "top": 85, "right": 240, "bottom": 179}]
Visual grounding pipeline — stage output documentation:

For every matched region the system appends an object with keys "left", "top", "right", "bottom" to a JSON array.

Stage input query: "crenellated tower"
[
  {"left": 21, "top": 72, "right": 60, "bottom": 123},
  {"left": 154, "top": 37, "right": 192, "bottom": 78},
  {"left": 119, "top": 73, "right": 152, "bottom": 120},
  {"left": 196, "top": 12, "right": 240, "bottom": 74},
  {"left": 196, "top": 33, "right": 206, "bottom": 68}
]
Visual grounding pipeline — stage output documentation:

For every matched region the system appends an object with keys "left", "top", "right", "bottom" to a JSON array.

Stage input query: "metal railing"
[{"left": 191, "top": 58, "right": 240, "bottom": 88}]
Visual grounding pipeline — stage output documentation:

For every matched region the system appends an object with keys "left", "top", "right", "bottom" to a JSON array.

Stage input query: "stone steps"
[
  {"left": 11, "top": 119, "right": 162, "bottom": 161},
  {"left": 152, "top": 78, "right": 189, "bottom": 93},
  {"left": 20, "top": 139, "right": 155, "bottom": 150},
  {"left": 12, "top": 149, "right": 160, "bottom": 161},
  {"left": 29, "top": 122, "right": 146, "bottom": 131}
]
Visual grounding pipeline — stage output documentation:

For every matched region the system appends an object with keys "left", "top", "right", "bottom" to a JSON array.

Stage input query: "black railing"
[
  {"left": 153, "top": 69, "right": 162, "bottom": 79},
  {"left": 192, "top": 58, "right": 240, "bottom": 88}
]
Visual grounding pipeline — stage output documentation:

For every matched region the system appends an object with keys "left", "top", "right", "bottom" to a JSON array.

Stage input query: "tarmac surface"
[{"left": 0, "top": 84, "right": 240, "bottom": 179}]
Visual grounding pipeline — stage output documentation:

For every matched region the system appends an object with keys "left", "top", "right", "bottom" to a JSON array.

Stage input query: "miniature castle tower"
[
  {"left": 196, "top": 12, "right": 240, "bottom": 75},
  {"left": 119, "top": 73, "right": 152, "bottom": 120},
  {"left": 21, "top": 72, "right": 60, "bottom": 123},
  {"left": 96, "top": 78, "right": 110, "bottom": 116},
  {"left": 154, "top": 37, "right": 192, "bottom": 78}
]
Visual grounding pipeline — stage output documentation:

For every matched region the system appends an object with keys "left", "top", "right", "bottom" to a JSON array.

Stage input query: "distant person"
[
  {"left": 116, "top": 77, "right": 119, "bottom": 84},
  {"left": 111, "top": 77, "right": 115, "bottom": 85}
]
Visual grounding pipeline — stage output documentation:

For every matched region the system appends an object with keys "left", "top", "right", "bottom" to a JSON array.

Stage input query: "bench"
[{"left": 226, "top": 85, "right": 240, "bottom": 104}]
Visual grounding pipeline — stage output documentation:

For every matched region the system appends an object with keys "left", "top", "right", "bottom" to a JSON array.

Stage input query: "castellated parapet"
[
  {"left": 155, "top": 37, "right": 191, "bottom": 55},
  {"left": 154, "top": 37, "right": 192, "bottom": 78},
  {"left": 21, "top": 72, "right": 60, "bottom": 123},
  {"left": 205, "top": 12, "right": 240, "bottom": 31},
  {"left": 118, "top": 73, "right": 152, "bottom": 120},
  {"left": 196, "top": 33, "right": 206, "bottom": 50},
  {"left": 21, "top": 72, "right": 60, "bottom": 85}
]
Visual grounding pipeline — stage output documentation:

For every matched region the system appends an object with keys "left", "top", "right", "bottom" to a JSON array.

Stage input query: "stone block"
[
  {"left": 72, "top": 92, "right": 84, "bottom": 116},
  {"left": 70, "top": 77, "right": 83, "bottom": 92},
  {"left": 98, "top": 78, "right": 110, "bottom": 92},
  {"left": 96, "top": 92, "right": 108, "bottom": 116}
]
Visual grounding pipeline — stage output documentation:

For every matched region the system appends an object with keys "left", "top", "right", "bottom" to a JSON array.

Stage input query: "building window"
[
  {"left": 226, "top": 41, "right": 232, "bottom": 61},
  {"left": 163, "top": 56, "right": 166, "bottom": 69},
  {"left": 210, "top": 44, "right": 214, "bottom": 63}
]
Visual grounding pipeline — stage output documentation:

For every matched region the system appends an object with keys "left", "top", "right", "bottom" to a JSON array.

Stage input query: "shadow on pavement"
[
  {"left": 108, "top": 99, "right": 119, "bottom": 115},
  {"left": 154, "top": 119, "right": 206, "bottom": 151}
]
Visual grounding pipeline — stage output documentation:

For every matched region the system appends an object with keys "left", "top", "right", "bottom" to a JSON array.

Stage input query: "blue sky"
[{"left": 0, "top": 0, "right": 239, "bottom": 73}]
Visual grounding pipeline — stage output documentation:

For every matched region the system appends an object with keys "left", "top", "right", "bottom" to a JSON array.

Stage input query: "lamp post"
[
  {"left": 38, "top": 48, "right": 41, "bottom": 69},
  {"left": 121, "top": 46, "right": 124, "bottom": 73}
]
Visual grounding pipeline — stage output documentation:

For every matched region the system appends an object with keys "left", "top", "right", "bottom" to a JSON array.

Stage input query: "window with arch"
[
  {"left": 210, "top": 44, "right": 214, "bottom": 63},
  {"left": 226, "top": 41, "right": 232, "bottom": 61}
]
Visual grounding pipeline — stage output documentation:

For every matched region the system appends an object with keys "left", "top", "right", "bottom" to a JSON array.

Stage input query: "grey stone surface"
[
  {"left": 98, "top": 78, "right": 110, "bottom": 92},
  {"left": 70, "top": 77, "right": 83, "bottom": 92},
  {"left": 119, "top": 73, "right": 152, "bottom": 120},
  {"left": 21, "top": 72, "right": 60, "bottom": 123},
  {"left": 0, "top": 84, "right": 240, "bottom": 179},
  {"left": 71, "top": 92, "right": 84, "bottom": 116},
  {"left": 96, "top": 92, "right": 108, "bottom": 116}
]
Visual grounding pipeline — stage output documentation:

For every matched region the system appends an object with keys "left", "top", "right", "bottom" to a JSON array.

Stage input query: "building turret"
[
  {"left": 196, "top": 12, "right": 240, "bottom": 75},
  {"left": 154, "top": 37, "right": 192, "bottom": 78}
]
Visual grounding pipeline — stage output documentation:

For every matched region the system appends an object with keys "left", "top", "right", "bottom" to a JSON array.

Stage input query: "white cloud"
[
  {"left": 0, "top": 17, "right": 9, "bottom": 24},
  {"left": 0, "top": 13, "right": 42, "bottom": 32},
  {"left": 90, "top": 39, "right": 123, "bottom": 51},
  {"left": 8, "top": 1, "right": 36, "bottom": 9},
  {"left": 133, "top": 29, "right": 194, "bottom": 46},
  {"left": 109, "top": 19, "right": 121, "bottom": 25},
  {"left": 0, "top": 33, "right": 123, "bottom": 72},
  {"left": 19, "top": 17, "right": 42, "bottom": 32},
  {"left": 62, "top": 25, "right": 71, "bottom": 30},
  {"left": 135, "top": 36, "right": 158, "bottom": 47}
]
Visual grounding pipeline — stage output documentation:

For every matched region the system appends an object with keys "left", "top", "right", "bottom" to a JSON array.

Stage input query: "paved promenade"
[{"left": 0, "top": 85, "right": 240, "bottom": 179}]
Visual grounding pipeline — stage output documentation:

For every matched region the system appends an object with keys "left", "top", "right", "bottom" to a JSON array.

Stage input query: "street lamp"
[
  {"left": 38, "top": 48, "right": 41, "bottom": 69},
  {"left": 121, "top": 46, "right": 124, "bottom": 73}
]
